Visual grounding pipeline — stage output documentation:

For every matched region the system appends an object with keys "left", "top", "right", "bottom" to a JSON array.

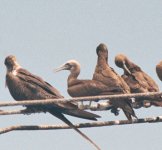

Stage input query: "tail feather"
[
  {"left": 122, "top": 100, "right": 137, "bottom": 121},
  {"left": 49, "top": 110, "right": 101, "bottom": 150},
  {"left": 51, "top": 100, "right": 100, "bottom": 121},
  {"left": 123, "top": 109, "right": 132, "bottom": 121},
  {"left": 63, "top": 109, "right": 100, "bottom": 121}
]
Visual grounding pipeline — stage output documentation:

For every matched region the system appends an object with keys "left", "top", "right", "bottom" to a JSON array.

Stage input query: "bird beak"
[
  {"left": 54, "top": 64, "right": 69, "bottom": 73},
  {"left": 123, "top": 63, "right": 131, "bottom": 75}
]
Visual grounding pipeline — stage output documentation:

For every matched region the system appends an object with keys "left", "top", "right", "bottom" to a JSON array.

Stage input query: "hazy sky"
[{"left": 0, "top": 1, "right": 162, "bottom": 150}]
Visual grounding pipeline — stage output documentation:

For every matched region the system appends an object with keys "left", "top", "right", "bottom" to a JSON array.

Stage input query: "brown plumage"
[
  {"left": 156, "top": 61, "right": 162, "bottom": 81},
  {"left": 155, "top": 61, "right": 162, "bottom": 107},
  {"left": 55, "top": 59, "right": 115, "bottom": 99},
  {"left": 115, "top": 54, "right": 160, "bottom": 107},
  {"left": 5, "top": 55, "right": 101, "bottom": 150},
  {"left": 93, "top": 43, "right": 137, "bottom": 121}
]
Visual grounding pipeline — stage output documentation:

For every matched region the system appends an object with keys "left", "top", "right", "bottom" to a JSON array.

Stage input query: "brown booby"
[
  {"left": 5, "top": 55, "right": 101, "bottom": 150},
  {"left": 115, "top": 54, "right": 160, "bottom": 107},
  {"left": 55, "top": 60, "right": 114, "bottom": 98},
  {"left": 92, "top": 43, "right": 137, "bottom": 121}
]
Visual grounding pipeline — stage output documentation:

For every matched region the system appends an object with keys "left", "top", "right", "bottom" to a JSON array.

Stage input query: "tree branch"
[
  {"left": 0, "top": 102, "right": 112, "bottom": 116},
  {"left": 0, "top": 116, "right": 162, "bottom": 134},
  {"left": 0, "top": 92, "right": 161, "bottom": 108}
]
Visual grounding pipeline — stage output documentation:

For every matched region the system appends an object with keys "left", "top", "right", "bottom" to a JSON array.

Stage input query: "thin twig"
[
  {"left": 0, "top": 92, "right": 161, "bottom": 108},
  {"left": 0, "top": 116, "right": 162, "bottom": 134}
]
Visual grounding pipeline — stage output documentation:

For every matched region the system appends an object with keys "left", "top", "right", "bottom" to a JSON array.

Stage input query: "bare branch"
[
  {"left": 0, "top": 116, "right": 162, "bottom": 134},
  {"left": 0, "top": 102, "right": 112, "bottom": 116},
  {"left": 0, "top": 92, "right": 161, "bottom": 108},
  {"left": 0, "top": 108, "right": 42, "bottom": 115},
  {"left": 0, "top": 100, "right": 160, "bottom": 116}
]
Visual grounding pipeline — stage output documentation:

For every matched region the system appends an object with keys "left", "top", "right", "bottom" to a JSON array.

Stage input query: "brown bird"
[
  {"left": 5, "top": 55, "right": 101, "bottom": 150},
  {"left": 92, "top": 43, "right": 137, "bottom": 121},
  {"left": 115, "top": 54, "right": 160, "bottom": 107},
  {"left": 55, "top": 59, "right": 114, "bottom": 102}
]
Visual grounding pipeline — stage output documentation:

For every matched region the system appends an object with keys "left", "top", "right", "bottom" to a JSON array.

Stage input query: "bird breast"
[{"left": 12, "top": 70, "right": 17, "bottom": 76}]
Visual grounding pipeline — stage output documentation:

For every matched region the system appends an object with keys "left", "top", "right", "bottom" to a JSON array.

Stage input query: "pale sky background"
[{"left": 0, "top": 0, "right": 162, "bottom": 150}]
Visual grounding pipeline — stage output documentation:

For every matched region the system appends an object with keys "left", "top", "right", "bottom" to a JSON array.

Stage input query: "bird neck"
[
  {"left": 68, "top": 68, "right": 80, "bottom": 85},
  {"left": 125, "top": 59, "right": 141, "bottom": 72},
  {"left": 97, "top": 55, "right": 109, "bottom": 68},
  {"left": 7, "top": 63, "right": 21, "bottom": 73}
]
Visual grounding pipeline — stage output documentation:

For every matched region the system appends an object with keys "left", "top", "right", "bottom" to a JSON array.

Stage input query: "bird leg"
[
  {"left": 88, "top": 101, "right": 92, "bottom": 107},
  {"left": 78, "top": 101, "right": 86, "bottom": 110},
  {"left": 78, "top": 99, "right": 94, "bottom": 110}
]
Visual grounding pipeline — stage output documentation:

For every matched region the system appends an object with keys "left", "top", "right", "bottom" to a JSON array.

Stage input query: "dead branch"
[
  {"left": 0, "top": 92, "right": 161, "bottom": 108},
  {"left": 0, "top": 116, "right": 162, "bottom": 135},
  {"left": 0, "top": 100, "right": 156, "bottom": 116}
]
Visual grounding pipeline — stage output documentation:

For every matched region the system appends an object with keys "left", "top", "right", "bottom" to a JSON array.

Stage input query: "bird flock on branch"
[{"left": 2, "top": 43, "right": 162, "bottom": 150}]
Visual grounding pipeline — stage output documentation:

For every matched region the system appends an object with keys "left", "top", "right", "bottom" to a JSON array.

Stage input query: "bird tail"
[
  {"left": 63, "top": 109, "right": 100, "bottom": 121},
  {"left": 122, "top": 100, "right": 137, "bottom": 121},
  {"left": 52, "top": 101, "right": 100, "bottom": 120},
  {"left": 48, "top": 109, "right": 101, "bottom": 150}
]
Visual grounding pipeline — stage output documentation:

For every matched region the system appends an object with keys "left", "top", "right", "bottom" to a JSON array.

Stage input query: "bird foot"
[
  {"left": 78, "top": 100, "right": 93, "bottom": 110},
  {"left": 111, "top": 108, "right": 120, "bottom": 116},
  {"left": 78, "top": 101, "right": 85, "bottom": 110}
]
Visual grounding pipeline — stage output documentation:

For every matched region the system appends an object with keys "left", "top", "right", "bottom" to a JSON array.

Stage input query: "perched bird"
[
  {"left": 55, "top": 59, "right": 113, "bottom": 105},
  {"left": 115, "top": 54, "right": 160, "bottom": 107},
  {"left": 5, "top": 55, "right": 101, "bottom": 150},
  {"left": 92, "top": 43, "right": 137, "bottom": 121}
]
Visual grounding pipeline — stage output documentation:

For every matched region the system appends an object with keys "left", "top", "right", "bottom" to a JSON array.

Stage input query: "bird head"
[
  {"left": 54, "top": 59, "right": 81, "bottom": 74},
  {"left": 96, "top": 43, "right": 108, "bottom": 57},
  {"left": 115, "top": 54, "right": 131, "bottom": 75},
  {"left": 4, "top": 55, "right": 21, "bottom": 71}
]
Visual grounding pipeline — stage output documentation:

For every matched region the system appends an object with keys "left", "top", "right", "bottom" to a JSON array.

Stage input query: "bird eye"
[
  {"left": 66, "top": 63, "right": 70, "bottom": 66},
  {"left": 65, "top": 63, "right": 72, "bottom": 69}
]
